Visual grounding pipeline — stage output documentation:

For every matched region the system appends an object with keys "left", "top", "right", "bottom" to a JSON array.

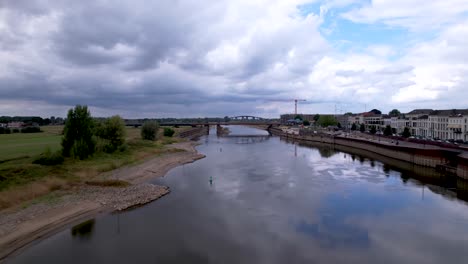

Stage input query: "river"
[{"left": 9, "top": 126, "right": 468, "bottom": 263}]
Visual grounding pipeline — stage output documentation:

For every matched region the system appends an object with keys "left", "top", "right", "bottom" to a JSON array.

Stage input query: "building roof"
[
  {"left": 362, "top": 112, "right": 381, "bottom": 117},
  {"left": 429, "top": 109, "right": 468, "bottom": 116},
  {"left": 406, "top": 109, "right": 433, "bottom": 115}
]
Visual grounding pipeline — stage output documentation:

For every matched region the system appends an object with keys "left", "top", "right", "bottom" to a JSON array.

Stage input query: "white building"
[{"left": 407, "top": 109, "right": 468, "bottom": 141}]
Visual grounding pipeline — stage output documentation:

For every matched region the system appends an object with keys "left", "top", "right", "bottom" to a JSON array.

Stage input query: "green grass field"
[
  {"left": 0, "top": 125, "right": 184, "bottom": 209},
  {"left": 0, "top": 126, "right": 63, "bottom": 161}
]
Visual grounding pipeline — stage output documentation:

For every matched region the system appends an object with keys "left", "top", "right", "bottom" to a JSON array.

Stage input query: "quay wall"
[{"left": 270, "top": 127, "right": 468, "bottom": 180}]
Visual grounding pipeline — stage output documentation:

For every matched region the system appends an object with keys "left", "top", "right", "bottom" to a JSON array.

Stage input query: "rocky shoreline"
[{"left": 0, "top": 141, "right": 205, "bottom": 262}]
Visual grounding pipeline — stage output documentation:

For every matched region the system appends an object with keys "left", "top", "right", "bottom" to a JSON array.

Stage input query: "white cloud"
[{"left": 342, "top": 0, "right": 468, "bottom": 31}]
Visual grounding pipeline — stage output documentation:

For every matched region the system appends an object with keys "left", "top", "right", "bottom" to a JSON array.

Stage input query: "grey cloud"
[
  {"left": 0, "top": 0, "right": 51, "bottom": 15},
  {"left": 2, "top": 0, "right": 467, "bottom": 118}
]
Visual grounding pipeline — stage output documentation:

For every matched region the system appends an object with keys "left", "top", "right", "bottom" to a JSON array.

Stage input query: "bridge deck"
[{"left": 221, "top": 135, "right": 270, "bottom": 138}]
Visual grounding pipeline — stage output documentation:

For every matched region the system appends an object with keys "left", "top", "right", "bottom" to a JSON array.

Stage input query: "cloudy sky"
[{"left": 1, "top": 0, "right": 468, "bottom": 118}]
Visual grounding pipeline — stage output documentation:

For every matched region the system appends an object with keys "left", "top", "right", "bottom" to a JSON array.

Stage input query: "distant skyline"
[{"left": 1, "top": 0, "right": 468, "bottom": 118}]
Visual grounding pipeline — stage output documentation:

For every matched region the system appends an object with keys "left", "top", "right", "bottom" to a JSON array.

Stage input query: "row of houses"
[
  {"left": 0, "top": 122, "right": 30, "bottom": 128},
  {"left": 346, "top": 109, "right": 468, "bottom": 141},
  {"left": 281, "top": 108, "right": 468, "bottom": 141}
]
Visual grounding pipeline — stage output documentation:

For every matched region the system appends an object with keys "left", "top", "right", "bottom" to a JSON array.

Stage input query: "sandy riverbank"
[{"left": 0, "top": 141, "right": 205, "bottom": 262}]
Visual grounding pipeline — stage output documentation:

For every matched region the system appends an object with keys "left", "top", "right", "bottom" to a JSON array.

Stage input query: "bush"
[
  {"left": 0, "top": 127, "right": 11, "bottom": 134},
  {"left": 384, "top": 125, "right": 392, "bottom": 136},
  {"left": 95, "top": 116, "right": 126, "bottom": 153},
  {"left": 21, "top": 126, "right": 42, "bottom": 133},
  {"left": 360, "top": 124, "right": 365, "bottom": 132},
  {"left": 33, "top": 148, "right": 64, "bottom": 166},
  {"left": 402, "top": 127, "right": 411, "bottom": 138},
  {"left": 351, "top": 123, "right": 357, "bottom": 131},
  {"left": 12, "top": 128, "right": 20, "bottom": 133},
  {"left": 71, "top": 138, "right": 95, "bottom": 160},
  {"left": 62, "top": 105, "right": 95, "bottom": 159},
  {"left": 141, "top": 121, "right": 159, "bottom": 141},
  {"left": 163, "top": 127, "right": 175, "bottom": 137},
  {"left": 303, "top": 120, "right": 310, "bottom": 126},
  {"left": 118, "top": 143, "right": 129, "bottom": 152}
]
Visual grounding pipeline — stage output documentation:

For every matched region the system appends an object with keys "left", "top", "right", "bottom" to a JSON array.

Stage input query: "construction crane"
[
  {"left": 264, "top": 98, "right": 307, "bottom": 115},
  {"left": 294, "top": 99, "right": 306, "bottom": 115}
]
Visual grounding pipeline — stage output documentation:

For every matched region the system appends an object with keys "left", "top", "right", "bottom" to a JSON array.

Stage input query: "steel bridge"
[
  {"left": 229, "top": 115, "right": 265, "bottom": 121},
  {"left": 125, "top": 116, "right": 278, "bottom": 127}
]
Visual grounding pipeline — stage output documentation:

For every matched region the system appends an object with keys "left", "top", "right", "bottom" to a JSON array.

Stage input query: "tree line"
[
  {"left": 0, "top": 116, "right": 64, "bottom": 126},
  {"left": 36, "top": 105, "right": 171, "bottom": 165}
]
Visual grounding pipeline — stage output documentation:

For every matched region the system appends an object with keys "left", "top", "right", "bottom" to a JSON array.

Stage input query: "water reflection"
[{"left": 71, "top": 219, "right": 95, "bottom": 239}]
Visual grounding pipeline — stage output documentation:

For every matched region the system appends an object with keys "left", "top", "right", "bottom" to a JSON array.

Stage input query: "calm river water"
[{"left": 9, "top": 126, "right": 468, "bottom": 263}]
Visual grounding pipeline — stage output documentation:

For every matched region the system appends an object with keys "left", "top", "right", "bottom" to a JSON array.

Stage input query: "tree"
[
  {"left": 313, "top": 114, "right": 320, "bottom": 122},
  {"left": 163, "top": 127, "right": 175, "bottom": 137},
  {"left": 402, "top": 127, "right": 411, "bottom": 138},
  {"left": 141, "top": 121, "right": 159, "bottom": 141},
  {"left": 370, "top": 126, "right": 377, "bottom": 134},
  {"left": 389, "top": 109, "right": 401, "bottom": 117},
  {"left": 360, "top": 123, "right": 365, "bottom": 132},
  {"left": 62, "top": 105, "right": 95, "bottom": 159},
  {"left": 303, "top": 120, "right": 310, "bottom": 126},
  {"left": 370, "top": 109, "right": 382, "bottom": 115},
  {"left": 294, "top": 115, "right": 303, "bottom": 121},
  {"left": 337, "top": 122, "right": 342, "bottom": 129},
  {"left": 351, "top": 123, "right": 357, "bottom": 131},
  {"left": 317, "top": 115, "right": 337, "bottom": 127},
  {"left": 345, "top": 112, "right": 353, "bottom": 116},
  {"left": 96, "top": 115, "right": 126, "bottom": 153},
  {"left": 384, "top": 125, "right": 392, "bottom": 136}
]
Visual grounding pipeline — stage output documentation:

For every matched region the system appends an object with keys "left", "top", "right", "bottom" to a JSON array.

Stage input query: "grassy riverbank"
[{"left": 0, "top": 126, "right": 185, "bottom": 209}]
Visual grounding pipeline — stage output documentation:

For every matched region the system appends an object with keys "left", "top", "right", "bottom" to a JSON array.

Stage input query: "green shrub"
[
  {"left": 118, "top": 143, "right": 129, "bottom": 152},
  {"left": 141, "top": 121, "right": 159, "bottom": 141},
  {"left": 21, "top": 127, "right": 42, "bottom": 133},
  {"left": 71, "top": 138, "right": 95, "bottom": 160},
  {"left": 163, "top": 127, "right": 175, "bottom": 137},
  {"left": 402, "top": 127, "right": 411, "bottom": 138},
  {"left": 384, "top": 125, "right": 392, "bottom": 136},
  {"left": 12, "top": 128, "right": 20, "bottom": 133},
  {"left": 1, "top": 127, "right": 11, "bottom": 134},
  {"left": 33, "top": 148, "right": 64, "bottom": 166},
  {"left": 360, "top": 124, "right": 365, "bottom": 132}
]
